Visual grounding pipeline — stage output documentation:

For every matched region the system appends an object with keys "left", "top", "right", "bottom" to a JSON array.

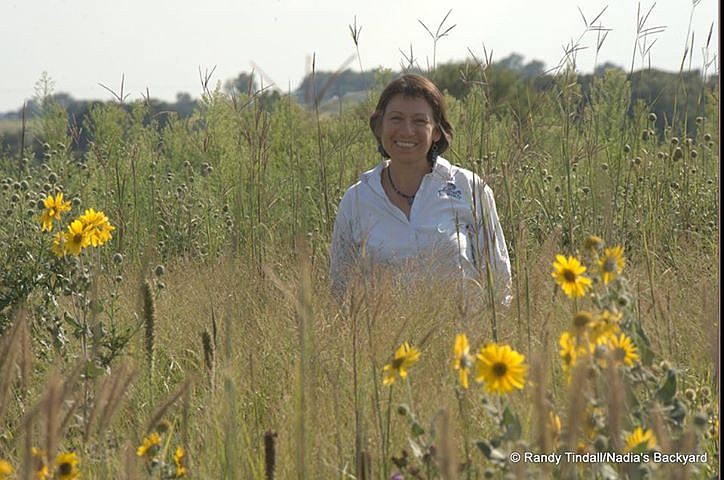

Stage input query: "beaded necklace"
[{"left": 386, "top": 167, "right": 416, "bottom": 206}]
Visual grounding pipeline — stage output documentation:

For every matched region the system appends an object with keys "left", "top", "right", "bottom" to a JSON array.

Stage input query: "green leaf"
[
  {"left": 656, "top": 369, "right": 677, "bottom": 404},
  {"left": 411, "top": 421, "right": 425, "bottom": 437},
  {"left": 475, "top": 440, "right": 507, "bottom": 462},
  {"left": 502, "top": 406, "right": 522, "bottom": 441}
]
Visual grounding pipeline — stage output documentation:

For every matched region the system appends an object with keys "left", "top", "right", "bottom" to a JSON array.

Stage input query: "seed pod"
[
  {"left": 642, "top": 130, "right": 650, "bottom": 141},
  {"left": 623, "top": 144, "right": 631, "bottom": 154},
  {"left": 690, "top": 149, "right": 698, "bottom": 159},
  {"left": 673, "top": 147, "right": 683, "bottom": 161},
  {"left": 648, "top": 112, "right": 657, "bottom": 122},
  {"left": 671, "top": 137, "right": 679, "bottom": 146}
]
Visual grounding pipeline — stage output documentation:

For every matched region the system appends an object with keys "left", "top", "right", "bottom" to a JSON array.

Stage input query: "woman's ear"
[{"left": 433, "top": 126, "right": 442, "bottom": 143}]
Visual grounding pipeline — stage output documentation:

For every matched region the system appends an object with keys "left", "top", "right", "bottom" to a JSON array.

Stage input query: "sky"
[{"left": 0, "top": 0, "right": 719, "bottom": 112}]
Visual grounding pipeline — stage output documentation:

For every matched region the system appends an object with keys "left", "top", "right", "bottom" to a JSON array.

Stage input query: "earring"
[{"left": 428, "top": 142, "right": 439, "bottom": 162}]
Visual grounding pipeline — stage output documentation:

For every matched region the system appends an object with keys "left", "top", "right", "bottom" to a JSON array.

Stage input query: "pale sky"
[{"left": 0, "top": 0, "right": 719, "bottom": 112}]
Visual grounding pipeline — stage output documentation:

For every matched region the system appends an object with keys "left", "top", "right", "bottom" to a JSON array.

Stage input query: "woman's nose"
[{"left": 401, "top": 120, "right": 415, "bottom": 134}]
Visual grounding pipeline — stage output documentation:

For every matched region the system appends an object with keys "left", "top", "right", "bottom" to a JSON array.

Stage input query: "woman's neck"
[{"left": 387, "top": 159, "right": 432, "bottom": 193}]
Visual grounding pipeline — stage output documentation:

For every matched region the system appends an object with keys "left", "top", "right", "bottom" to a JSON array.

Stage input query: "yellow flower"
[
  {"left": 63, "top": 219, "right": 91, "bottom": 255},
  {"left": 608, "top": 333, "right": 639, "bottom": 367},
  {"left": 549, "top": 411, "right": 562, "bottom": 439},
  {"left": 54, "top": 452, "right": 79, "bottom": 480},
  {"left": 625, "top": 426, "right": 656, "bottom": 452},
  {"left": 452, "top": 333, "right": 474, "bottom": 389},
  {"left": 78, "top": 208, "right": 114, "bottom": 246},
  {"left": 31, "top": 448, "right": 49, "bottom": 480},
  {"left": 589, "top": 309, "right": 622, "bottom": 345},
  {"left": 52, "top": 232, "right": 67, "bottom": 257},
  {"left": 583, "top": 235, "right": 604, "bottom": 251},
  {"left": 0, "top": 459, "right": 14, "bottom": 480},
  {"left": 39, "top": 192, "right": 71, "bottom": 232},
  {"left": 598, "top": 246, "right": 625, "bottom": 284},
  {"left": 174, "top": 446, "right": 187, "bottom": 478},
  {"left": 474, "top": 343, "right": 527, "bottom": 395},
  {"left": 136, "top": 432, "right": 161, "bottom": 458},
  {"left": 382, "top": 342, "right": 421, "bottom": 386},
  {"left": 552, "top": 255, "right": 592, "bottom": 298}
]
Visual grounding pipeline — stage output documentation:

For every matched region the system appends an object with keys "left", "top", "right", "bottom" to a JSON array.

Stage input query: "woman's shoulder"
[
  {"left": 435, "top": 158, "right": 493, "bottom": 194},
  {"left": 337, "top": 161, "right": 385, "bottom": 209}
]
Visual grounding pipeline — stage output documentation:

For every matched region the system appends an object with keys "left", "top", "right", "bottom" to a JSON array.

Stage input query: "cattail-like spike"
[
  {"left": 141, "top": 280, "right": 156, "bottom": 374},
  {"left": 201, "top": 329, "right": 215, "bottom": 388},
  {"left": 264, "top": 430, "right": 277, "bottom": 480}
]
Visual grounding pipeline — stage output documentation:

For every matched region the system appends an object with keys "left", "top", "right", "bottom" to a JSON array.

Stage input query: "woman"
[{"left": 330, "top": 74, "right": 511, "bottom": 306}]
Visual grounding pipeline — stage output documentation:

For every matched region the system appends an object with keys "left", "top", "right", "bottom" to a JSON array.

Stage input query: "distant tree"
[{"left": 224, "top": 72, "right": 259, "bottom": 95}]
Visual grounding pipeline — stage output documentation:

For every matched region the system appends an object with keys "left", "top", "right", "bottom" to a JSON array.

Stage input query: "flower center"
[
  {"left": 492, "top": 362, "right": 508, "bottom": 377},
  {"left": 604, "top": 258, "right": 617, "bottom": 273},
  {"left": 73, "top": 233, "right": 83, "bottom": 244},
  {"left": 563, "top": 269, "right": 577, "bottom": 282},
  {"left": 58, "top": 462, "right": 72, "bottom": 475},
  {"left": 613, "top": 347, "right": 626, "bottom": 362}
]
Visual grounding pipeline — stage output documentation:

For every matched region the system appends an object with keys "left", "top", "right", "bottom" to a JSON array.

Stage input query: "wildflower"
[
  {"left": 559, "top": 331, "right": 578, "bottom": 373},
  {"left": 624, "top": 427, "right": 656, "bottom": 452},
  {"left": 54, "top": 452, "right": 79, "bottom": 480},
  {"left": 474, "top": 343, "right": 527, "bottom": 395},
  {"left": 549, "top": 411, "right": 562, "bottom": 439},
  {"left": 452, "top": 333, "right": 474, "bottom": 389},
  {"left": 598, "top": 246, "right": 625, "bottom": 285},
  {"left": 173, "top": 446, "right": 187, "bottom": 478},
  {"left": 136, "top": 432, "right": 162, "bottom": 458},
  {"left": 583, "top": 235, "right": 604, "bottom": 251},
  {"left": 77, "top": 208, "right": 114, "bottom": 246},
  {"left": 608, "top": 333, "right": 639, "bottom": 367},
  {"left": 589, "top": 309, "right": 622, "bottom": 345},
  {"left": 572, "top": 311, "right": 593, "bottom": 331},
  {"left": 52, "top": 231, "right": 66, "bottom": 257},
  {"left": 0, "top": 459, "right": 13, "bottom": 480},
  {"left": 552, "top": 255, "right": 592, "bottom": 298},
  {"left": 63, "top": 219, "right": 91, "bottom": 255},
  {"left": 39, "top": 192, "right": 72, "bottom": 232},
  {"left": 382, "top": 342, "right": 421, "bottom": 386},
  {"left": 31, "top": 448, "right": 49, "bottom": 480}
]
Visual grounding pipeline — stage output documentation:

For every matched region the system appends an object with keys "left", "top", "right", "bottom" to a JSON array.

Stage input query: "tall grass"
[{"left": 0, "top": 12, "right": 719, "bottom": 478}]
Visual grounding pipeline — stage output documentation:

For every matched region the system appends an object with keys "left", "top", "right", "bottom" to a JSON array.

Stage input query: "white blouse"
[{"left": 330, "top": 157, "right": 512, "bottom": 305}]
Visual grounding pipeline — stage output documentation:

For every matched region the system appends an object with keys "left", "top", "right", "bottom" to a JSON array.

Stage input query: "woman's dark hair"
[{"left": 369, "top": 74, "right": 453, "bottom": 162}]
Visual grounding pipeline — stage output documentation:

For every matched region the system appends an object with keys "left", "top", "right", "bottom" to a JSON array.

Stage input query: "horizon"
[{"left": 0, "top": 0, "right": 719, "bottom": 113}]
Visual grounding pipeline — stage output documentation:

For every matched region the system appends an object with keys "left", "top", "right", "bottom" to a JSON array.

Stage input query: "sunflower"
[
  {"left": 382, "top": 342, "right": 421, "bottom": 386},
  {"left": 174, "top": 446, "right": 187, "bottom": 478},
  {"left": 63, "top": 219, "right": 91, "bottom": 255},
  {"left": 0, "top": 459, "right": 13, "bottom": 480},
  {"left": 39, "top": 192, "right": 71, "bottom": 232},
  {"left": 452, "top": 334, "right": 474, "bottom": 389},
  {"left": 474, "top": 343, "right": 527, "bottom": 395},
  {"left": 54, "top": 452, "right": 79, "bottom": 480},
  {"left": 51, "top": 232, "right": 67, "bottom": 257},
  {"left": 624, "top": 426, "right": 656, "bottom": 452},
  {"left": 78, "top": 208, "right": 115, "bottom": 246},
  {"left": 589, "top": 309, "right": 622, "bottom": 345},
  {"left": 136, "top": 432, "right": 162, "bottom": 458},
  {"left": 598, "top": 246, "right": 625, "bottom": 284},
  {"left": 31, "top": 448, "right": 49, "bottom": 480},
  {"left": 552, "top": 255, "right": 592, "bottom": 298},
  {"left": 608, "top": 333, "right": 639, "bottom": 367}
]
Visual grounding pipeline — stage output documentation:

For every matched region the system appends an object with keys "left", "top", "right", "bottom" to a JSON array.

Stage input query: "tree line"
[{"left": 0, "top": 53, "right": 717, "bottom": 159}]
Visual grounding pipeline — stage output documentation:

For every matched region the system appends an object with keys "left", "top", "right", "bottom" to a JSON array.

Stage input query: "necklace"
[{"left": 386, "top": 167, "right": 416, "bottom": 206}]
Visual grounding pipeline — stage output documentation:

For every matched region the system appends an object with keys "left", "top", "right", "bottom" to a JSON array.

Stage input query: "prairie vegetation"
[{"left": 0, "top": 22, "right": 719, "bottom": 480}]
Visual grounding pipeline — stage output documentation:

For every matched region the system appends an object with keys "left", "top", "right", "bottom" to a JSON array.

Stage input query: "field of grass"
[{"left": 0, "top": 54, "right": 719, "bottom": 480}]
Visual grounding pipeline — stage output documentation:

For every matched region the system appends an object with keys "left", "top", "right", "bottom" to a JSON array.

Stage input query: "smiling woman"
[{"left": 330, "top": 74, "right": 512, "bottom": 308}]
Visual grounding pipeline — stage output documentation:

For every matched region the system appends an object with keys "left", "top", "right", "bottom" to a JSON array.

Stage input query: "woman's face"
[{"left": 379, "top": 94, "right": 441, "bottom": 165}]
